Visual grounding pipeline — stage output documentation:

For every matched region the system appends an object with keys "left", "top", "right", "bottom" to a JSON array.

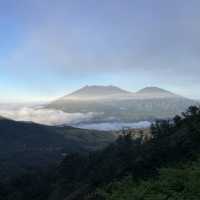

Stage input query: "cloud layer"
[
  {"left": 0, "top": 106, "right": 97, "bottom": 126},
  {"left": 0, "top": 104, "right": 151, "bottom": 130},
  {"left": 76, "top": 121, "right": 151, "bottom": 131}
]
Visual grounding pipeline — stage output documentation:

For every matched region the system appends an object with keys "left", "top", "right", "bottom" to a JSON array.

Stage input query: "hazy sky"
[{"left": 0, "top": 0, "right": 200, "bottom": 102}]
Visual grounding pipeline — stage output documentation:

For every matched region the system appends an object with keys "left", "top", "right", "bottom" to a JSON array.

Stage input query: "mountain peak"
[
  {"left": 137, "top": 87, "right": 174, "bottom": 94},
  {"left": 135, "top": 86, "right": 179, "bottom": 98},
  {"left": 67, "top": 85, "right": 130, "bottom": 98}
]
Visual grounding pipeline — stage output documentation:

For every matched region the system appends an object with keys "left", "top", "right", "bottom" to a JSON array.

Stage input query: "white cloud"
[
  {"left": 76, "top": 121, "right": 151, "bottom": 131},
  {"left": 0, "top": 104, "right": 151, "bottom": 130},
  {"left": 0, "top": 106, "right": 98, "bottom": 126}
]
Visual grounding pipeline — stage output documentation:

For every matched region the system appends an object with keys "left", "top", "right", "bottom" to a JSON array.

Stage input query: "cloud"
[
  {"left": 76, "top": 121, "right": 151, "bottom": 131},
  {"left": 0, "top": 106, "right": 98, "bottom": 126},
  {"left": 0, "top": 104, "right": 151, "bottom": 130}
]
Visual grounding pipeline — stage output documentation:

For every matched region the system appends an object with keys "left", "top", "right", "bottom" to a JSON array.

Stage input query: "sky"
[{"left": 0, "top": 0, "right": 200, "bottom": 102}]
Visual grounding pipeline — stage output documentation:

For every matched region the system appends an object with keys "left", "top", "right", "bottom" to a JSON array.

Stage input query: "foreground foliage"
[{"left": 95, "top": 160, "right": 200, "bottom": 200}]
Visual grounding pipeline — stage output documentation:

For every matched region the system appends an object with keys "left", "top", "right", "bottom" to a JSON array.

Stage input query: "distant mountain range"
[
  {"left": 57, "top": 85, "right": 178, "bottom": 100},
  {"left": 48, "top": 85, "right": 198, "bottom": 123}
]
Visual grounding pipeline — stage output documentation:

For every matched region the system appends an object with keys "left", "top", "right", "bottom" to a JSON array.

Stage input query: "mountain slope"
[{"left": 0, "top": 118, "right": 116, "bottom": 179}]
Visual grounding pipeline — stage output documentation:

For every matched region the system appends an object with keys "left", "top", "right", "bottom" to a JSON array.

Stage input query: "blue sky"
[{"left": 0, "top": 0, "right": 200, "bottom": 102}]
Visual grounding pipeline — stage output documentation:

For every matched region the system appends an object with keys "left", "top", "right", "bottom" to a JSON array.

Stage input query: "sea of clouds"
[
  {"left": 0, "top": 104, "right": 151, "bottom": 130},
  {"left": 76, "top": 121, "right": 151, "bottom": 131},
  {"left": 0, "top": 104, "right": 97, "bottom": 126}
]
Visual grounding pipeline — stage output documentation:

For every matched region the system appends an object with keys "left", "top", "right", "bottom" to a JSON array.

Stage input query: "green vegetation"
[
  {"left": 95, "top": 160, "right": 200, "bottom": 200},
  {"left": 1, "top": 105, "right": 200, "bottom": 200}
]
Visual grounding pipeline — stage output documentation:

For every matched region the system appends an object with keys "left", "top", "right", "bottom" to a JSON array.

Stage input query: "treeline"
[{"left": 0, "top": 106, "right": 200, "bottom": 200}]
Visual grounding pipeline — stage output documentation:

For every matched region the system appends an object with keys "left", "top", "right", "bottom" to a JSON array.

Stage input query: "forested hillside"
[
  {"left": 95, "top": 160, "right": 200, "bottom": 200},
  {"left": 0, "top": 118, "right": 116, "bottom": 180},
  {"left": 0, "top": 106, "right": 200, "bottom": 200}
]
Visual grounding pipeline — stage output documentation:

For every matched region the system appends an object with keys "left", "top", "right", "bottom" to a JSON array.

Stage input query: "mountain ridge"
[{"left": 58, "top": 85, "right": 181, "bottom": 99}]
